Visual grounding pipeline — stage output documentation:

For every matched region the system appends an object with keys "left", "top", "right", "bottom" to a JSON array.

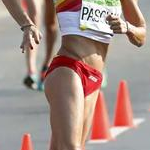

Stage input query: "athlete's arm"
[
  {"left": 121, "top": 0, "right": 146, "bottom": 47},
  {"left": 1, "top": 0, "right": 42, "bottom": 53},
  {"left": 1, "top": 0, "right": 33, "bottom": 26},
  {"left": 106, "top": 0, "right": 146, "bottom": 47}
]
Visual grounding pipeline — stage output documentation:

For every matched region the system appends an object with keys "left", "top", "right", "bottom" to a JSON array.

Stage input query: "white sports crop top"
[{"left": 54, "top": 0, "right": 122, "bottom": 43}]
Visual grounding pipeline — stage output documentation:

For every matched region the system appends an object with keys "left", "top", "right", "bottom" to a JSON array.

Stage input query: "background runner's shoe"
[
  {"left": 23, "top": 74, "right": 38, "bottom": 90},
  {"left": 38, "top": 80, "right": 44, "bottom": 91},
  {"left": 37, "top": 66, "right": 48, "bottom": 91}
]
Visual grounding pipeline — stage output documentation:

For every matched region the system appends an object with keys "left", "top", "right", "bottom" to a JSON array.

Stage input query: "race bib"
[{"left": 80, "top": 0, "right": 122, "bottom": 34}]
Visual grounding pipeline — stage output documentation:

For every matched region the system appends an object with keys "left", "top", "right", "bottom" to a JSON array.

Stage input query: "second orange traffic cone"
[
  {"left": 21, "top": 133, "right": 34, "bottom": 150},
  {"left": 113, "top": 80, "right": 134, "bottom": 127},
  {"left": 90, "top": 91, "right": 113, "bottom": 140}
]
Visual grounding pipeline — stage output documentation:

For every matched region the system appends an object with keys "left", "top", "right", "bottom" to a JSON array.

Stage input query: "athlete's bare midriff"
[{"left": 58, "top": 35, "right": 109, "bottom": 72}]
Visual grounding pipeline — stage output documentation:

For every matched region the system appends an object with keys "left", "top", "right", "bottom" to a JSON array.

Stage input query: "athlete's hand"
[
  {"left": 20, "top": 25, "right": 42, "bottom": 53},
  {"left": 106, "top": 15, "right": 128, "bottom": 34}
]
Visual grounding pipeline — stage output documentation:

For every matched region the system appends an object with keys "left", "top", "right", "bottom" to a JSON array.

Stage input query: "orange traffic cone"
[
  {"left": 90, "top": 91, "right": 113, "bottom": 140},
  {"left": 113, "top": 80, "right": 134, "bottom": 127},
  {"left": 21, "top": 133, "right": 34, "bottom": 150}
]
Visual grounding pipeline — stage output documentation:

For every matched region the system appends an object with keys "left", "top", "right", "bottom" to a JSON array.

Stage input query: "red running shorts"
[{"left": 45, "top": 55, "right": 102, "bottom": 97}]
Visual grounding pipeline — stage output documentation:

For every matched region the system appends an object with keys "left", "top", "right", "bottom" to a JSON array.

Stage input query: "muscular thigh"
[{"left": 44, "top": 67, "right": 85, "bottom": 148}]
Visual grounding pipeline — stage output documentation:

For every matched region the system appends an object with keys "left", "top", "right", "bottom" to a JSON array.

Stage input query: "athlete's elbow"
[
  {"left": 138, "top": 42, "right": 145, "bottom": 47},
  {"left": 135, "top": 37, "right": 146, "bottom": 47},
  {"left": 137, "top": 29, "right": 146, "bottom": 47},
  {"left": 129, "top": 35, "right": 146, "bottom": 47},
  {"left": 127, "top": 26, "right": 146, "bottom": 47},
  {"left": 131, "top": 40, "right": 144, "bottom": 47},
  {"left": 136, "top": 42, "right": 143, "bottom": 47}
]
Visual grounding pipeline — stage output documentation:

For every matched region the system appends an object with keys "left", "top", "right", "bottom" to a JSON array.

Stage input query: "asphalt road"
[{"left": 0, "top": 1, "right": 150, "bottom": 150}]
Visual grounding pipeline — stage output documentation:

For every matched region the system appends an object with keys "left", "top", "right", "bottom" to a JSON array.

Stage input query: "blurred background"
[{"left": 0, "top": 0, "right": 150, "bottom": 150}]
